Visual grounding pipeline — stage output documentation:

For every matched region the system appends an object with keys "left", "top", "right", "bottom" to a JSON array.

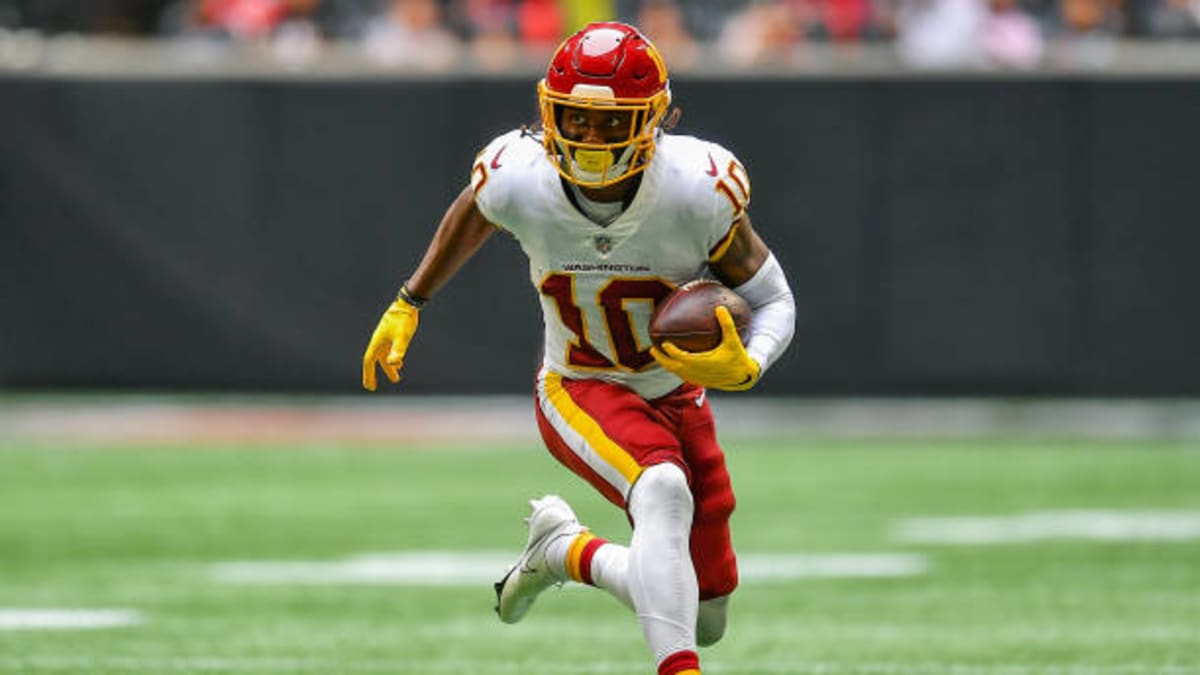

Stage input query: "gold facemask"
[{"left": 537, "top": 81, "right": 671, "bottom": 188}]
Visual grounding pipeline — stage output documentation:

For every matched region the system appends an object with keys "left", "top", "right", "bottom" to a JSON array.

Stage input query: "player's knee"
[
  {"left": 696, "top": 595, "right": 729, "bottom": 647},
  {"left": 629, "top": 463, "right": 693, "bottom": 520}
]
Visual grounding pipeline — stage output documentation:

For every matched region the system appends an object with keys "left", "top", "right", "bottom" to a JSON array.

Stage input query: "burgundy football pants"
[{"left": 534, "top": 369, "right": 738, "bottom": 600}]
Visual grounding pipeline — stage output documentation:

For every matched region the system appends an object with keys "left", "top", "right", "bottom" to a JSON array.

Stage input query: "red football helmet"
[{"left": 537, "top": 22, "right": 672, "bottom": 188}]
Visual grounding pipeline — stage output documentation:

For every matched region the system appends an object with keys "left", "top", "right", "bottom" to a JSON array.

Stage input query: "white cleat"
[{"left": 494, "top": 495, "right": 585, "bottom": 624}]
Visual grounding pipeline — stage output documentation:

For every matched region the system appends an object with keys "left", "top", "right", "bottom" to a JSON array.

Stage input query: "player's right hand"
[{"left": 362, "top": 298, "right": 420, "bottom": 391}]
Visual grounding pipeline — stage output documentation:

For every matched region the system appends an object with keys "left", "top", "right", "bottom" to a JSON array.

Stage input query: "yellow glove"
[
  {"left": 362, "top": 298, "right": 420, "bottom": 391},
  {"left": 650, "top": 306, "right": 761, "bottom": 391}
]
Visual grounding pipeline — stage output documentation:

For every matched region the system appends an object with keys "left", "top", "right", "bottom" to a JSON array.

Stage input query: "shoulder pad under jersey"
[
  {"left": 470, "top": 129, "right": 550, "bottom": 229},
  {"left": 655, "top": 134, "right": 752, "bottom": 258}
]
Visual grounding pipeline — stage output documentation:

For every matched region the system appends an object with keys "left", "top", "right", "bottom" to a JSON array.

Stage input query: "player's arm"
[
  {"left": 404, "top": 185, "right": 498, "bottom": 299},
  {"left": 362, "top": 185, "right": 498, "bottom": 391},
  {"left": 651, "top": 213, "right": 796, "bottom": 390},
  {"left": 710, "top": 214, "right": 796, "bottom": 378},
  {"left": 709, "top": 213, "right": 770, "bottom": 287}
]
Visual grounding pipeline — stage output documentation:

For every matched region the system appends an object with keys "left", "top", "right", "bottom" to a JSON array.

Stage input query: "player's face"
[{"left": 558, "top": 106, "right": 635, "bottom": 144}]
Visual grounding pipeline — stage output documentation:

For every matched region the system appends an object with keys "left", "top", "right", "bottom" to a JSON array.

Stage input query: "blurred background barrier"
[{"left": 2, "top": 70, "right": 1198, "bottom": 396}]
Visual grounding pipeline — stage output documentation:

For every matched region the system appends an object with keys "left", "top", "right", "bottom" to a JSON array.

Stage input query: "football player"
[{"left": 363, "top": 22, "right": 796, "bottom": 675}]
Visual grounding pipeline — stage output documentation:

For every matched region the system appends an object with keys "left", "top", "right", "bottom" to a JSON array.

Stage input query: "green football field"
[{"left": 2, "top": 431, "right": 1199, "bottom": 674}]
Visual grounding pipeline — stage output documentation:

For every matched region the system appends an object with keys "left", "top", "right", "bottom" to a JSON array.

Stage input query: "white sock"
[
  {"left": 589, "top": 541, "right": 634, "bottom": 610},
  {"left": 552, "top": 535, "right": 724, "bottom": 644},
  {"left": 543, "top": 463, "right": 702, "bottom": 665},
  {"left": 546, "top": 531, "right": 634, "bottom": 609}
]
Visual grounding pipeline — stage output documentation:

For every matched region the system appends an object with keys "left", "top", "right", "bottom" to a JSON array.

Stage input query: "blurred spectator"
[
  {"left": 803, "top": 0, "right": 884, "bottom": 42},
  {"left": 669, "top": 0, "right": 743, "bottom": 41},
  {"left": 157, "top": 0, "right": 324, "bottom": 66},
  {"left": 1060, "top": 0, "right": 1120, "bottom": 32},
  {"left": 1144, "top": 0, "right": 1200, "bottom": 36},
  {"left": 980, "top": 0, "right": 1044, "bottom": 67},
  {"left": 895, "top": 0, "right": 987, "bottom": 68},
  {"left": 317, "top": 0, "right": 383, "bottom": 39},
  {"left": 363, "top": 0, "right": 460, "bottom": 68},
  {"left": 717, "top": 0, "right": 803, "bottom": 67},
  {"left": 446, "top": 0, "right": 513, "bottom": 38},
  {"left": 637, "top": 0, "right": 699, "bottom": 68},
  {"left": 468, "top": 23, "right": 521, "bottom": 69},
  {"left": 896, "top": 0, "right": 1045, "bottom": 68},
  {"left": 516, "top": 0, "right": 563, "bottom": 56},
  {"left": 176, "top": 0, "right": 321, "bottom": 40},
  {"left": 1047, "top": 0, "right": 1119, "bottom": 66},
  {"left": 455, "top": 0, "right": 522, "bottom": 70}
]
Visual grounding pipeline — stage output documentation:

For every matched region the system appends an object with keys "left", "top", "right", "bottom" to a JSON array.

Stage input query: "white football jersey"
[{"left": 471, "top": 129, "right": 751, "bottom": 399}]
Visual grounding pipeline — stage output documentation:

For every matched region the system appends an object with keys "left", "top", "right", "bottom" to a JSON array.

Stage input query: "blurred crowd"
[{"left": 1, "top": 0, "right": 1199, "bottom": 70}]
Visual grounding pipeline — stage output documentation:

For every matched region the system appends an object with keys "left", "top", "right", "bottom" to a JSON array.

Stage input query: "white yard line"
[
  {"left": 894, "top": 510, "right": 1200, "bottom": 544},
  {"left": 405, "top": 616, "right": 1199, "bottom": 643},
  {"left": 738, "top": 553, "right": 929, "bottom": 579},
  {"left": 0, "top": 609, "right": 142, "bottom": 630},
  {"left": 2, "top": 656, "right": 1195, "bottom": 674},
  {"left": 210, "top": 551, "right": 928, "bottom": 586}
]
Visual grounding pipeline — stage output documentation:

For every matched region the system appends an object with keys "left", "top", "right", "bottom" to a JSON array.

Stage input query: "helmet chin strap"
[{"left": 557, "top": 139, "right": 637, "bottom": 186}]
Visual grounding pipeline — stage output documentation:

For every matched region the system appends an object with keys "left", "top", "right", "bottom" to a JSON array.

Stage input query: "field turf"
[{"left": 1, "top": 435, "right": 1198, "bottom": 674}]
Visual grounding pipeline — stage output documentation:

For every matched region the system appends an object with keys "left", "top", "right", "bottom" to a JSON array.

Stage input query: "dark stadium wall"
[{"left": 2, "top": 76, "right": 1198, "bottom": 396}]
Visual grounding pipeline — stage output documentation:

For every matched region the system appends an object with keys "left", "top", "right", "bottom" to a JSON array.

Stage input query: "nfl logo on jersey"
[{"left": 594, "top": 235, "right": 613, "bottom": 254}]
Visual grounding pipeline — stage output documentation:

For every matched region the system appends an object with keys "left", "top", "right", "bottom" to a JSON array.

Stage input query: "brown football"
[{"left": 649, "top": 280, "right": 751, "bottom": 353}]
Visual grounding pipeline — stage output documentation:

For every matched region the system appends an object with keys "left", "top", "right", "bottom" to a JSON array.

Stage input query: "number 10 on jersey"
[{"left": 540, "top": 273, "right": 673, "bottom": 371}]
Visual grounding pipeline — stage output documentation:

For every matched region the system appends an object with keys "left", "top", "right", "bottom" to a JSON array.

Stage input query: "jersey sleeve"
[
  {"left": 700, "top": 141, "right": 752, "bottom": 262},
  {"left": 469, "top": 129, "right": 538, "bottom": 235}
]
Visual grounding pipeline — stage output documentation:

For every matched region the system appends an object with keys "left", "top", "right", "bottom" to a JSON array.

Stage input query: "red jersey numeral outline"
[
  {"left": 470, "top": 161, "right": 488, "bottom": 193},
  {"left": 540, "top": 273, "right": 674, "bottom": 371},
  {"left": 714, "top": 159, "right": 751, "bottom": 216},
  {"left": 471, "top": 143, "right": 508, "bottom": 194}
]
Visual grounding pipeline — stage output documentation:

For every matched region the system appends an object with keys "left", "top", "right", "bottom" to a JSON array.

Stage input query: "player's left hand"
[
  {"left": 650, "top": 306, "right": 761, "bottom": 391},
  {"left": 362, "top": 298, "right": 420, "bottom": 391}
]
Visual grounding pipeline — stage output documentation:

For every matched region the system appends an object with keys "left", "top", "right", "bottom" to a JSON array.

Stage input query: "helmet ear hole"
[{"left": 662, "top": 106, "right": 682, "bottom": 132}]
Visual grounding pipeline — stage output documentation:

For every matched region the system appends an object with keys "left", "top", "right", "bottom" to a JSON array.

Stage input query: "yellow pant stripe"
[{"left": 542, "top": 371, "right": 644, "bottom": 486}]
